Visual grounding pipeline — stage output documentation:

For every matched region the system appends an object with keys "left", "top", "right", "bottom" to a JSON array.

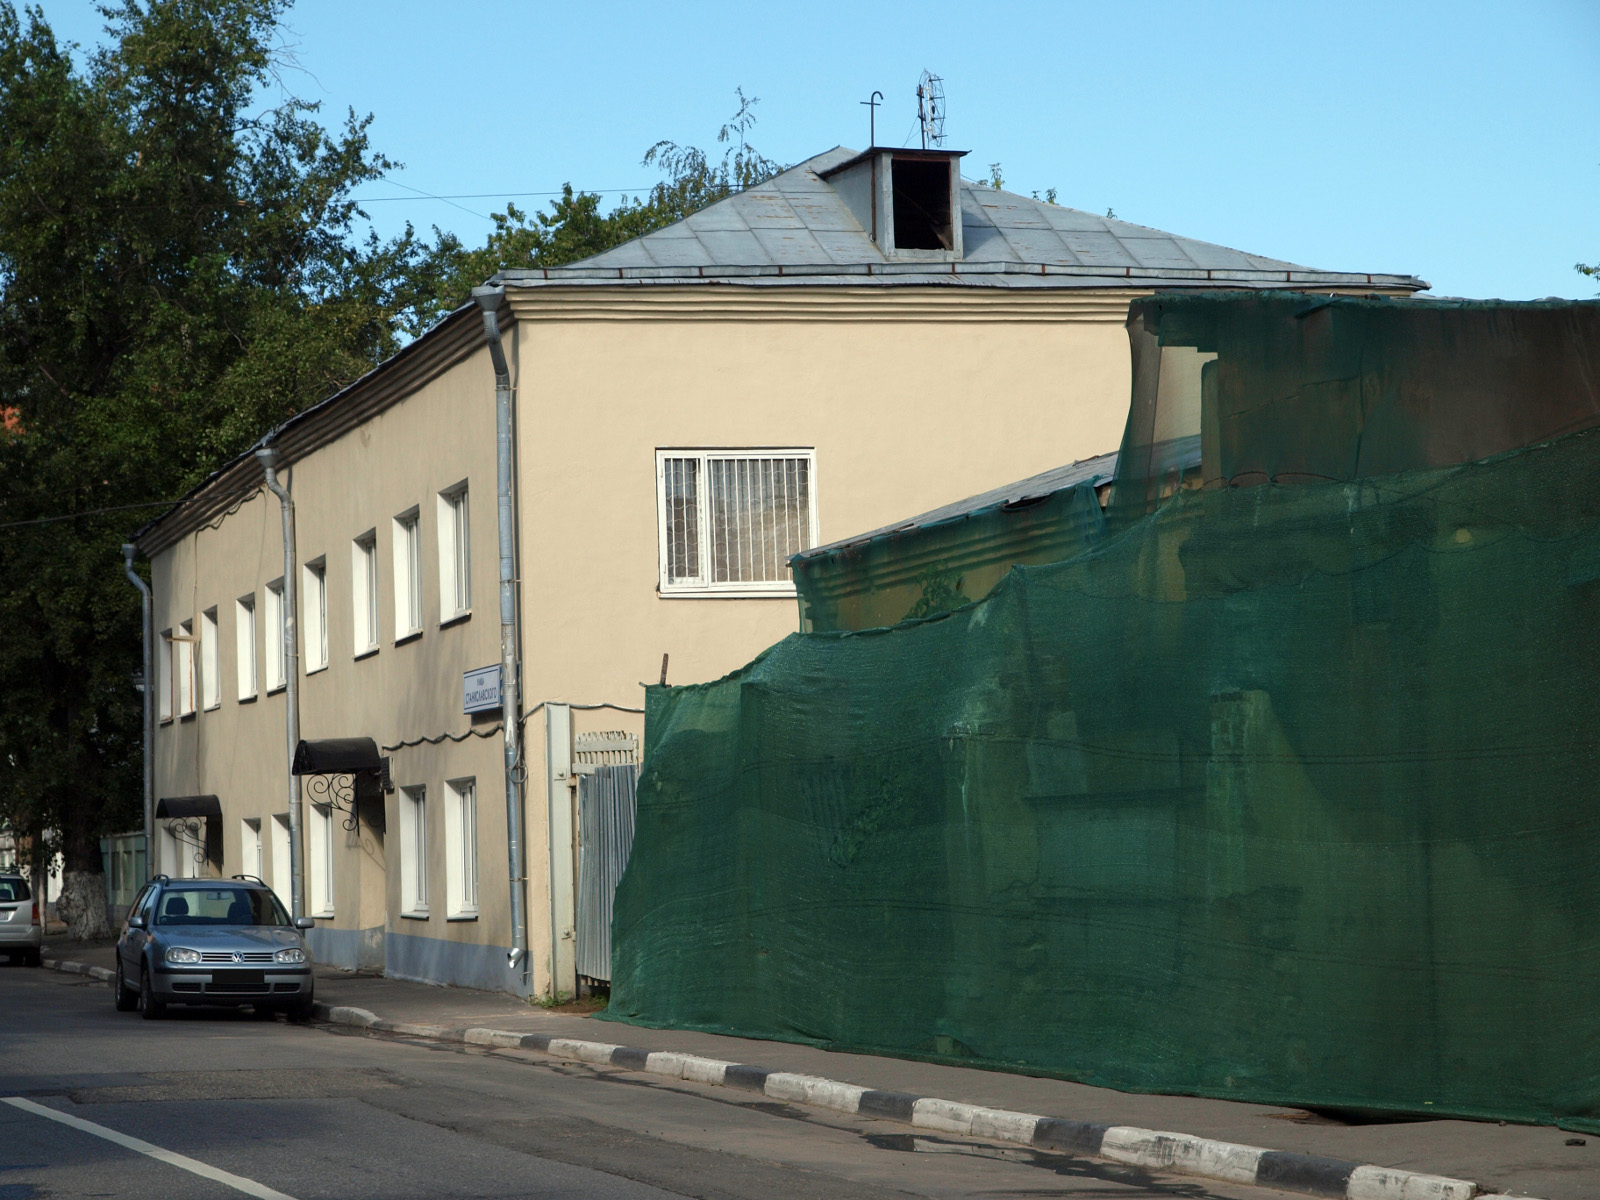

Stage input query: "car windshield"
[
  {"left": 155, "top": 887, "right": 289, "bottom": 927},
  {"left": 0, "top": 878, "right": 29, "bottom": 902}
]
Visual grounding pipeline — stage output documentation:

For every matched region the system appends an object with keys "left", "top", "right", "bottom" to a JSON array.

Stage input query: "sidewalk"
[{"left": 45, "top": 941, "right": 1584, "bottom": 1199}]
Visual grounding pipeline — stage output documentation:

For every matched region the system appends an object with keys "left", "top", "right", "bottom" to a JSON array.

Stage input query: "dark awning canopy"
[
  {"left": 292, "top": 737, "right": 382, "bottom": 776},
  {"left": 155, "top": 795, "right": 221, "bottom": 820}
]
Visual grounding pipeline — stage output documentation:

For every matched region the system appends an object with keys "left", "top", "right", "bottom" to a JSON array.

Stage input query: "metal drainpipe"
[
  {"left": 471, "top": 286, "right": 529, "bottom": 982},
  {"left": 255, "top": 447, "right": 304, "bottom": 920},
  {"left": 121, "top": 545, "right": 155, "bottom": 875}
]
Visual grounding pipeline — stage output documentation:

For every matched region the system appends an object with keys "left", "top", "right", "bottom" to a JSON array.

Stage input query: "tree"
[
  {"left": 0, "top": 0, "right": 434, "bottom": 935},
  {"left": 412, "top": 88, "right": 783, "bottom": 332},
  {"left": 0, "top": 1, "right": 781, "bottom": 937}
]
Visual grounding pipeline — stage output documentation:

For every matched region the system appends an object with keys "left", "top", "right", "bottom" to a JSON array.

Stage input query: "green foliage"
[
  {"left": 0, "top": 0, "right": 782, "bottom": 886},
  {"left": 412, "top": 88, "right": 782, "bottom": 332},
  {"left": 0, "top": 0, "right": 431, "bottom": 873}
]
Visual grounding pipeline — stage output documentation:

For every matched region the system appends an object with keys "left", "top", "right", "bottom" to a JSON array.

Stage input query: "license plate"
[{"left": 210, "top": 969, "right": 265, "bottom": 984}]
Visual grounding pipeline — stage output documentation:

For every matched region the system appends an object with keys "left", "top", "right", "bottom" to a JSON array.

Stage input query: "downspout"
[
  {"left": 471, "top": 286, "right": 529, "bottom": 981},
  {"left": 120, "top": 545, "right": 154, "bottom": 876},
  {"left": 255, "top": 446, "right": 304, "bottom": 920}
]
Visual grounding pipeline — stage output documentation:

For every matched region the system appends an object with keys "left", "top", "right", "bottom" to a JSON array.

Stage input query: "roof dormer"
[{"left": 820, "top": 147, "right": 967, "bottom": 261}]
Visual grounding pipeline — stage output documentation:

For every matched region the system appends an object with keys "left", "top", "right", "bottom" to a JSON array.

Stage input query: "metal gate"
[{"left": 575, "top": 740, "right": 639, "bottom": 985}]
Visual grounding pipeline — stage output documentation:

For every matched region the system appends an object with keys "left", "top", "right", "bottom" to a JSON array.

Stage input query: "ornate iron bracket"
[
  {"left": 164, "top": 817, "right": 208, "bottom": 868},
  {"left": 305, "top": 773, "right": 360, "bottom": 832}
]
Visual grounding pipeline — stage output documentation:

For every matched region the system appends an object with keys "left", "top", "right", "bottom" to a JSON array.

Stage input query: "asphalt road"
[{"left": 0, "top": 960, "right": 1306, "bottom": 1200}]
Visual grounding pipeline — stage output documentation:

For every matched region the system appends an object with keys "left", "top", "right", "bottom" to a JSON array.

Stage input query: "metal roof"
[
  {"left": 498, "top": 148, "right": 1427, "bottom": 293},
  {"left": 797, "top": 449, "right": 1119, "bottom": 561}
]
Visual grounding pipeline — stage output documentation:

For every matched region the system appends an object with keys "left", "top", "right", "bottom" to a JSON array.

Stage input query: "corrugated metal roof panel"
[
  {"left": 798, "top": 450, "right": 1120, "bottom": 560},
  {"left": 510, "top": 147, "right": 1424, "bottom": 292}
]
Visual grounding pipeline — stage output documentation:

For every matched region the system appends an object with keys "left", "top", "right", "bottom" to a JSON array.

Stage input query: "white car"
[{"left": 0, "top": 874, "right": 42, "bottom": 967}]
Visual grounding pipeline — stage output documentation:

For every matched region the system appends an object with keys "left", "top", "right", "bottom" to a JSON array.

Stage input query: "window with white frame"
[
  {"left": 158, "top": 628, "right": 174, "bottom": 721},
  {"left": 351, "top": 532, "right": 379, "bottom": 655},
  {"left": 444, "top": 778, "right": 477, "bottom": 918},
  {"left": 235, "top": 596, "right": 257, "bottom": 700},
  {"left": 436, "top": 483, "right": 471, "bottom": 620},
  {"left": 308, "top": 803, "right": 334, "bottom": 917},
  {"left": 392, "top": 510, "right": 422, "bottom": 638},
  {"left": 241, "top": 817, "right": 263, "bottom": 880},
  {"left": 302, "top": 558, "right": 328, "bottom": 672},
  {"left": 200, "top": 608, "right": 220, "bottom": 710},
  {"left": 400, "top": 786, "right": 428, "bottom": 917},
  {"left": 264, "top": 580, "right": 286, "bottom": 691},
  {"left": 271, "top": 813, "right": 291, "bottom": 904},
  {"left": 656, "top": 450, "right": 817, "bottom": 595},
  {"left": 176, "top": 620, "right": 196, "bottom": 716}
]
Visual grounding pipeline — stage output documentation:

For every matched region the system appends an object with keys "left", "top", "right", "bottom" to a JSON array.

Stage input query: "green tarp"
[{"left": 604, "top": 420, "right": 1600, "bottom": 1129}]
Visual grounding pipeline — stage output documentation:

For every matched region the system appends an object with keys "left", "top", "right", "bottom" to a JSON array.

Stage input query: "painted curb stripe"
[
  {"left": 65, "top": 965, "right": 1513, "bottom": 1200},
  {"left": 2, "top": 1095, "right": 297, "bottom": 1200},
  {"left": 1032, "top": 1116, "right": 1110, "bottom": 1155},
  {"left": 1257, "top": 1151, "right": 1360, "bottom": 1198},
  {"left": 722, "top": 1063, "right": 771, "bottom": 1092},
  {"left": 857, "top": 1090, "right": 919, "bottom": 1121}
]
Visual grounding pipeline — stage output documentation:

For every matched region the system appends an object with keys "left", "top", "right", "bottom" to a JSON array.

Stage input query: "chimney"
[{"left": 822, "top": 147, "right": 966, "bottom": 260}]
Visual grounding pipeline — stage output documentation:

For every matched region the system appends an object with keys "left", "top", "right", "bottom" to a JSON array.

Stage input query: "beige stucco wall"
[
  {"left": 149, "top": 339, "right": 531, "bottom": 987},
  {"left": 509, "top": 285, "right": 1137, "bottom": 994},
  {"left": 148, "top": 283, "right": 1143, "bottom": 999}
]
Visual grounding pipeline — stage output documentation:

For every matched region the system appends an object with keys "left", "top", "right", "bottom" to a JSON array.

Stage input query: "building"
[{"left": 132, "top": 144, "right": 1423, "bottom": 997}]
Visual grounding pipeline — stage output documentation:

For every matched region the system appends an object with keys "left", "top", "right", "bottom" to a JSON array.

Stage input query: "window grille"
[{"left": 657, "top": 450, "right": 816, "bottom": 595}]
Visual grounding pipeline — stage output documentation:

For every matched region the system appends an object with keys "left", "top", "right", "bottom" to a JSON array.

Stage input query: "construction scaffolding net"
[{"left": 603, "top": 297, "right": 1600, "bottom": 1130}]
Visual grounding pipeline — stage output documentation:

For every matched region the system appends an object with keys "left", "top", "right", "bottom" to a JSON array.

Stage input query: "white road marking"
[{"left": 1, "top": 1095, "right": 299, "bottom": 1200}]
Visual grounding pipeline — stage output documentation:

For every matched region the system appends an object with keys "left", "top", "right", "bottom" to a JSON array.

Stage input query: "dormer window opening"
[{"left": 891, "top": 158, "right": 954, "bottom": 250}]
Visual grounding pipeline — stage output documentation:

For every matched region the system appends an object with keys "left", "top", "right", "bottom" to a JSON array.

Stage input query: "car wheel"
[
  {"left": 114, "top": 957, "right": 138, "bottom": 1011},
  {"left": 286, "top": 996, "right": 314, "bottom": 1023},
  {"left": 138, "top": 965, "right": 166, "bottom": 1020},
  {"left": 23, "top": 948, "right": 40, "bottom": 969}
]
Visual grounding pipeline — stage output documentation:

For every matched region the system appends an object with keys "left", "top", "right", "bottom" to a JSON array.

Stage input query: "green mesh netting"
[{"left": 604, "top": 422, "right": 1600, "bottom": 1129}]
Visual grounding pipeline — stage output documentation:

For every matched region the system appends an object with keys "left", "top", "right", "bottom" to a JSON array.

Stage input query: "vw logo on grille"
[{"left": 230, "top": 952, "right": 242, "bottom": 963}]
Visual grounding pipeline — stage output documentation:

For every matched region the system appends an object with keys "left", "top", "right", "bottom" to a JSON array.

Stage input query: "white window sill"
[
  {"left": 394, "top": 630, "right": 423, "bottom": 647},
  {"left": 446, "top": 911, "right": 479, "bottom": 922},
  {"left": 204, "top": 703, "right": 221, "bottom": 713},
  {"left": 400, "top": 910, "right": 430, "bottom": 920},
  {"left": 353, "top": 646, "right": 378, "bottom": 662},
  {"left": 237, "top": 694, "right": 257, "bottom": 704},
  {"left": 312, "top": 911, "right": 334, "bottom": 920},
  {"left": 659, "top": 588, "right": 797, "bottom": 600},
  {"left": 305, "top": 663, "right": 328, "bottom": 677},
  {"left": 439, "top": 610, "right": 471, "bottom": 630},
  {"left": 266, "top": 684, "right": 286, "bottom": 696}
]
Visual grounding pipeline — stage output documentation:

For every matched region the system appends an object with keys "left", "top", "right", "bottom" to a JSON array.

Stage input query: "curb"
[
  {"left": 32, "top": 961, "right": 1535, "bottom": 1200},
  {"left": 306, "top": 999, "right": 1536, "bottom": 1200}
]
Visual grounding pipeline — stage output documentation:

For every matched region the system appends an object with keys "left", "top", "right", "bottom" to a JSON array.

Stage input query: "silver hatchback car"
[
  {"left": 114, "top": 876, "right": 315, "bottom": 1020},
  {"left": 0, "top": 874, "right": 41, "bottom": 967}
]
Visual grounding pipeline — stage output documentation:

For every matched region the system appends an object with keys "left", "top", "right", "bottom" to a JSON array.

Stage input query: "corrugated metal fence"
[{"left": 576, "top": 763, "right": 639, "bottom": 984}]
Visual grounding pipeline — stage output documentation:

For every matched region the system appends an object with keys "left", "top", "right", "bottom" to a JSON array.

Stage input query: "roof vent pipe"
[
  {"left": 121, "top": 545, "right": 154, "bottom": 870},
  {"left": 472, "top": 285, "right": 529, "bottom": 984},
  {"left": 255, "top": 446, "right": 304, "bottom": 920}
]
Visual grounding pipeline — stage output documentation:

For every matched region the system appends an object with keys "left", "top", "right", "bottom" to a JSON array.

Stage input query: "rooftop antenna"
[
  {"left": 916, "top": 71, "right": 946, "bottom": 149},
  {"left": 860, "top": 90, "right": 883, "bottom": 149}
]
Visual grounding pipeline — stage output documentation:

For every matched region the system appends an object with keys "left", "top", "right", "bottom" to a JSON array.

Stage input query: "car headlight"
[
  {"left": 274, "top": 947, "right": 307, "bottom": 964},
  {"left": 164, "top": 946, "right": 201, "bottom": 964}
]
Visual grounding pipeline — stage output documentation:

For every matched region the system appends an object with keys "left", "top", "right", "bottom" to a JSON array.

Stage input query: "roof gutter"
[{"left": 471, "top": 285, "right": 529, "bottom": 986}]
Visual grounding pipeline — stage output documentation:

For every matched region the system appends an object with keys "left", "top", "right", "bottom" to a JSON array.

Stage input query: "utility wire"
[{"left": 0, "top": 499, "right": 194, "bottom": 531}]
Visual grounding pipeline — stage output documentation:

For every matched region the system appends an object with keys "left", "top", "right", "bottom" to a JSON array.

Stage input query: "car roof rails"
[{"left": 230, "top": 874, "right": 266, "bottom": 885}]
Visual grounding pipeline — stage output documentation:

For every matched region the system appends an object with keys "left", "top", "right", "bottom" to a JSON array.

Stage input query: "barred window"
[{"left": 657, "top": 450, "right": 816, "bottom": 594}]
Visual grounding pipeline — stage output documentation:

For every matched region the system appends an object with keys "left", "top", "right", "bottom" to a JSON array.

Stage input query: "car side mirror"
[
  {"left": 293, "top": 916, "right": 315, "bottom": 930},
  {"left": 127, "top": 915, "right": 145, "bottom": 929}
]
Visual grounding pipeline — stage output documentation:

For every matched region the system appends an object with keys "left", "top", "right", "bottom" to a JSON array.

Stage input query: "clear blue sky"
[{"left": 32, "top": 0, "right": 1600, "bottom": 299}]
